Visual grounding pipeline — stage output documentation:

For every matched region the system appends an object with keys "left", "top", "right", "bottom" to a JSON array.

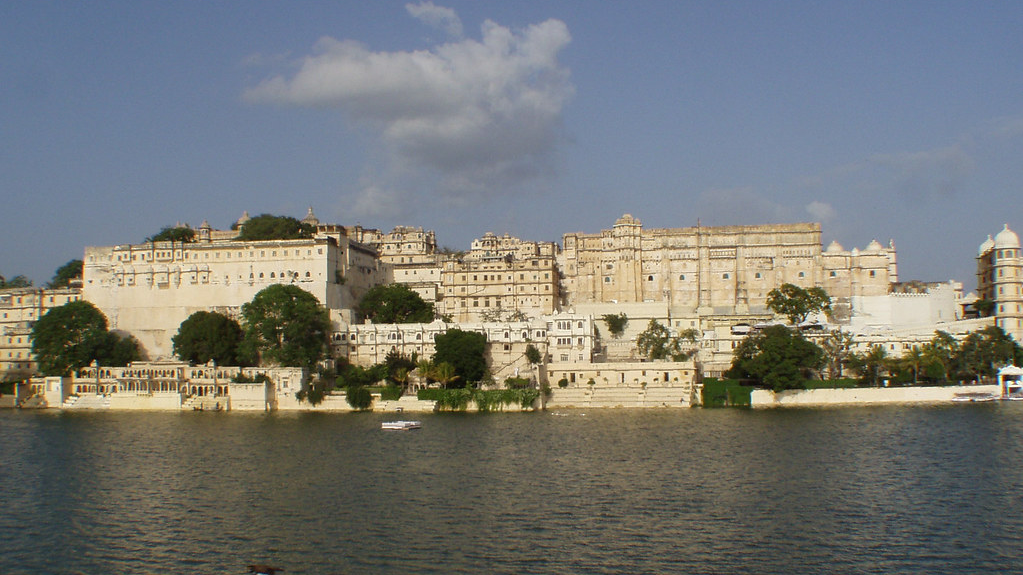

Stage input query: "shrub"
[
  {"left": 558, "top": 378, "right": 569, "bottom": 388},
  {"left": 346, "top": 386, "right": 373, "bottom": 410},
  {"left": 504, "top": 376, "right": 531, "bottom": 389},
  {"left": 380, "top": 385, "right": 403, "bottom": 401},
  {"left": 701, "top": 378, "right": 753, "bottom": 408}
]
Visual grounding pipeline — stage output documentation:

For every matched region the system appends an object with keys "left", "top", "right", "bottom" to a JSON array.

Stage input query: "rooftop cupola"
[
  {"left": 301, "top": 207, "right": 319, "bottom": 227},
  {"left": 994, "top": 224, "right": 1020, "bottom": 249},
  {"left": 979, "top": 234, "right": 995, "bottom": 255},
  {"left": 198, "top": 219, "right": 212, "bottom": 242}
]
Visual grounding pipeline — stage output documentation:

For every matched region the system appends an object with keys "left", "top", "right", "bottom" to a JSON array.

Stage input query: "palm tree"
[
  {"left": 901, "top": 345, "right": 925, "bottom": 385},
  {"left": 921, "top": 330, "right": 959, "bottom": 382},
  {"left": 432, "top": 361, "right": 460, "bottom": 389},
  {"left": 855, "top": 345, "right": 890, "bottom": 387},
  {"left": 415, "top": 359, "right": 435, "bottom": 390}
]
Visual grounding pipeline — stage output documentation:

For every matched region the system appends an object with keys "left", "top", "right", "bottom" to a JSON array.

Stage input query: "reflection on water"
[{"left": 2, "top": 405, "right": 1023, "bottom": 574}]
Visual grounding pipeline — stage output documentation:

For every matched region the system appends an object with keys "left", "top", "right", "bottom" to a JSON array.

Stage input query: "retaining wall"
[{"left": 751, "top": 384, "right": 1002, "bottom": 408}]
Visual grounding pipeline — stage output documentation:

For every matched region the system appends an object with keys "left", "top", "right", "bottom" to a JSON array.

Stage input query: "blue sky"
[{"left": 3, "top": 1, "right": 1022, "bottom": 290}]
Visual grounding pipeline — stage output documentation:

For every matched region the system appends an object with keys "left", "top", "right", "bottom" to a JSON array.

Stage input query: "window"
[
  {"left": 798, "top": 272, "right": 805, "bottom": 278},
  {"left": 648, "top": 275, "right": 654, "bottom": 281},
  {"left": 723, "top": 273, "right": 729, "bottom": 279},
  {"left": 755, "top": 273, "right": 761, "bottom": 279},
  {"left": 829, "top": 271, "right": 836, "bottom": 277},
  {"left": 679, "top": 274, "right": 685, "bottom": 280}
]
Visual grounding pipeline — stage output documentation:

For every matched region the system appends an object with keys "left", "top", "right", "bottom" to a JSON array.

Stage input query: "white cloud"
[
  {"left": 696, "top": 187, "right": 796, "bottom": 224},
  {"left": 405, "top": 1, "right": 463, "bottom": 38},
  {"left": 244, "top": 6, "right": 574, "bottom": 217},
  {"left": 805, "top": 200, "right": 836, "bottom": 223},
  {"left": 985, "top": 114, "right": 1023, "bottom": 139},
  {"left": 867, "top": 144, "right": 975, "bottom": 200}
]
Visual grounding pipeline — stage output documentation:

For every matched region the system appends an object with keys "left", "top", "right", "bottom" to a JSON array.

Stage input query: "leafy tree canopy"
[
  {"left": 31, "top": 301, "right": 141, "bottom": 376},
  {"left": 525, "top": 344, "right": 543, "bottom": 365},
  {"left": 602, "top": 313, "right": 628, "bottom": 338},
  {"left": 240, "top": 285, "right": 331, "bottom": 368},
  {"left": 954, "top": 325, "right": 1023, "bottom": 380},
  {"left": 766, "top": 283, "right": 832, "bottom": 325},
  {"left": 48, "top": 259, "right": 83, "bottom": 288},
  {"left": 725, "top": 324, "right": 824, "bottom": 392},
  {"left": 636, "top": 320, "right": 696, "bottom": 361},
  {"left": 433, "top": 329, "right": 487, "bottom": 386},
  {"left": 146, "top": 226, "right": 196, "bottom": 243},
  {"left": 0, "top": 274, "right": 32, "bottom": 289},
  {"left": 358, "top": 283, "right": 435, "bottom": 323},
  {"left": 235, "top": 214, "right": 315, "bottom": 241},
  {"left": 172, "top": 311, "right": 244, "bottom": 366}
]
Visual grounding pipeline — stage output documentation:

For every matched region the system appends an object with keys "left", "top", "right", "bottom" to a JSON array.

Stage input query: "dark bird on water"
[{"left": 247, "top": 565, "right": 284, "bottom": 575}]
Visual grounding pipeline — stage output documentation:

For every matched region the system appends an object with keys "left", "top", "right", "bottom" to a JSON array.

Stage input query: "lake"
[{"left": 2, "top": 404, "right": 1023, "bottom": 574}]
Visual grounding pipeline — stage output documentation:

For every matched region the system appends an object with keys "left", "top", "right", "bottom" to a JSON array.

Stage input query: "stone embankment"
[
  {"left": 750, "top": 384, "right": 1002, "bottom": 408},
  {"left": 546, "top": 385, "right": 691, "bottom": 409}
]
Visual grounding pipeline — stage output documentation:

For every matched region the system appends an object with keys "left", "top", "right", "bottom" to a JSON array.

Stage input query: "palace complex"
[{"left": 3, "top": 209, "right": 1020, "bottom": 409}]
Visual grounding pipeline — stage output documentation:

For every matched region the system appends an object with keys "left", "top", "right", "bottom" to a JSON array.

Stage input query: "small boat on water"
[
  {"left": 382, "top": 420, "right": 422, "bottom": 430},
  {"left": 952, "top": 392, "right": 998, "bottom": 403}
]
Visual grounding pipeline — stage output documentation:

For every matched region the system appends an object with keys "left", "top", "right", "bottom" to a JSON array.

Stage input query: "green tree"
[
  {"left": 430, "top": 361, "right": 460, "bottom": 388},
  {"left": 953, "top": 325, "right": 1023, "bottom": 382},
  {"left": 602, "top": 313, "right": 628, "bottom": 338},
  {"left": 525, "top": 344, "right": 543, "bottom": 365},
  {"left": 240, "top": 285, "right": 331, "bottom": 368},
  {"left": 146, "top": 226, "right": 196, "bottom": 243},
  {"left": 972, "top": 298, "right": 995, "bottom": 317},
  {"left": 384, "top": 349, "right": 417, "bottom": 390},
  {"left": 850, "top": 345, "right": 892, "bottom": 387},
  {"left": 819, "top": 329, "right": 855, "bottom": 379},
  {"left": 416, "top": 358, "right": 436, "bottom": 385},
  {"left": 766, "top": 283, "right": 832, "bottom": 325},
  {"left": 30, "top": 301, "right": 140, "bottom": 376},
  {"left": 172, "top": 311, "right": 244, "bottom": 365},
  {"left": 725, "top": 325, "right": 825, "bottom": 392},
  {"left": 636, "top": 320, "right": 696, "bottom": 361},
  {"left": 235, "top": 214, "right": 315, "bottom": 241},
  {"left": 357, "top": 283, "right": 435, "bottom": 323},
  {"left": 345, "top": 385, "right": 373, "bottom": 410},
  {"left": 337, "top": 362, "right": 387, "bottom": 388},
  {"left": 921, "top": 330, "right": 959, "bottom": 382},
  {"left": 48, "top": 259, "right": 83, "bottom": 288},
  {"left": 0, "top": 274, "right": 32, "bottom": 289},
  {"left": 900, "top": 345, "right": 926, "bottom": 385},
  {"left": 433, "top": 329, "right": 487, "bottom": 386}
]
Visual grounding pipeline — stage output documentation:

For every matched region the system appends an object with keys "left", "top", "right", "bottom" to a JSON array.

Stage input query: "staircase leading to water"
[
  {"left": 62, "top": 394, "right": 111, "bottom": 410},
  {"left": 547, "top": 385, "right": 692, "bottom": 408}
]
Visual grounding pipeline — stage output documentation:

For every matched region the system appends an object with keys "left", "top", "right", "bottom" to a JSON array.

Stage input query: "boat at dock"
[
  {"left": 952, "top": 392, "right": 997, "bottom": 403},
  {"left": 381, "top": 420, "right": 422, "bottom": 430}
]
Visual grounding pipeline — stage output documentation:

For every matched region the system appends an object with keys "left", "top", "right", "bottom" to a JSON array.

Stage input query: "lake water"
[{"left": 3, "top": 404, "right": 1023, "bottom": 574}]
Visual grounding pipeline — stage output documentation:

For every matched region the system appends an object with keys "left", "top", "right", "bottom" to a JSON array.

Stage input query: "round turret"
[
  {"left": 864, "top": 239, "right": 884, "bottom": 253},
  {"left": 979, "top": 234, "right": 995, "bottom": 255},
  {"left": 825, "top": 240, "right": 844, "bottom": 253},
  {"left": 994, "top": 224, "right": 1020, "bottom": 249}
]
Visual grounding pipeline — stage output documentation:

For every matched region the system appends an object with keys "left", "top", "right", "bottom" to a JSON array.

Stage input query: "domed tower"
[
  {"left": 301, "top": 207, "right": 320, "bottom": 228},
  {"left": 978, "top": 225, "right": 1023, "bottom": 342},
  {"left": 198, "top": 219, "right": 213, "bottom": 243},
  {"left": 235, "top": 211, "right": 251, "bottom": 234}
]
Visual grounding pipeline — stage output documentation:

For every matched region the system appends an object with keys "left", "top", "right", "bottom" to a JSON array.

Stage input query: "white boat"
[
  {"left": 952, "top": 392, "right": 997, "bottom": 403},
  {"left": 381, "top": 420, "right": 422, "bottom": 430}
]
